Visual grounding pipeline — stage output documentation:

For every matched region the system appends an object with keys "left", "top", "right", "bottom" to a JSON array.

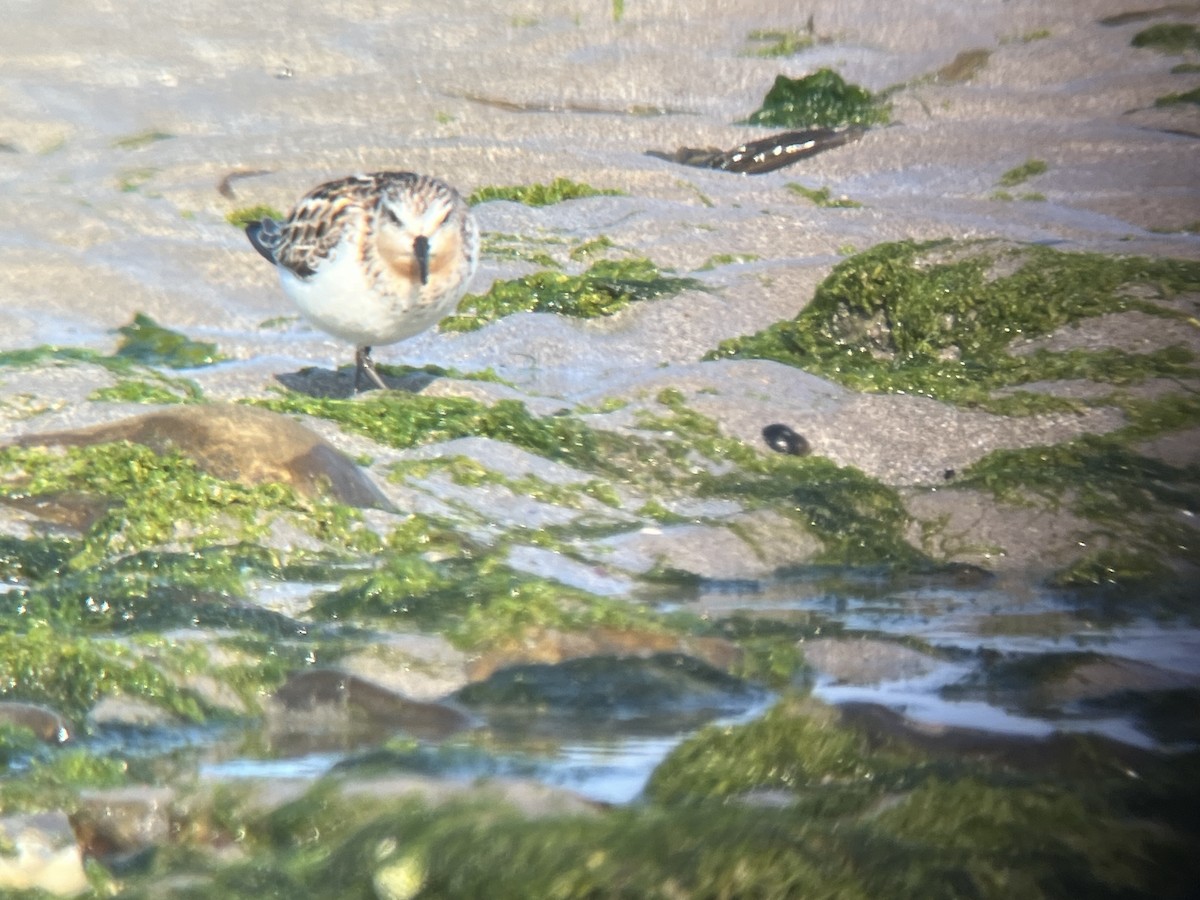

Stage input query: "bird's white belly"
[{"left": 278, "top": 247, "right": 449, "bottom": 347}]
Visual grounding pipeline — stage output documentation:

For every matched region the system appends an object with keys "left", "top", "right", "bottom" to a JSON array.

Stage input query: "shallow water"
[
  {"left": 200, "top": 697, "right": 775, "bottom": 805},
  {"left": 682, "top": 576, "right": 1200, "bottom": 750},
  {"left": 112, "top": 573, "right": 1192, "bottom": 807}
]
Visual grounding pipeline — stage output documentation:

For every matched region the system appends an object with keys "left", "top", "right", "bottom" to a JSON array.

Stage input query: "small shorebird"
[{"left": 246, "top": 171, "right": 479, "bottom": 392}]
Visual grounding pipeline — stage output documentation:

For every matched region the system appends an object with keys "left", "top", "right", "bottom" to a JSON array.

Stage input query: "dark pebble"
[{"left": 762, "top": 424, "right": 810, "bottom": 456}]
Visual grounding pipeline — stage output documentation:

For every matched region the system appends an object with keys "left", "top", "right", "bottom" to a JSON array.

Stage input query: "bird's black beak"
[{"left": 413, "top": 235, "right": 430, "bottom": 285}]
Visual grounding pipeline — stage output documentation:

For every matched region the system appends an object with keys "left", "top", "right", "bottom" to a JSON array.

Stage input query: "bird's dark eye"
[{"left": 381, "top": 206, "right": 403, "bottom": 228}]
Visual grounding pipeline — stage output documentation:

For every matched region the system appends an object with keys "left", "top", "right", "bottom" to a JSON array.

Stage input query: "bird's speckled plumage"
[{"left": 246, "top": 171, "right": 479, "bottom": 391}]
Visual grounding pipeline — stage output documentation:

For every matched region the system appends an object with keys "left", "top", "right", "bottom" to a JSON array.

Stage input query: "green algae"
[
  {"left": 0, "top": 721, "right": 43, "bottom": 764},
  {"left": 745, "top": 27, "right": 815, "bottom": 58},
  {"left": 0, "top": 315, "right": 222, "bottom": 379},
  {"left": 933, "top": 48, "right": 992, "bottom": 83},
  {"left": 959, "top": 432, "right": 1200, "bottom": 583},
  {"left": 1155, "top": 85, "right": 1200, "bottom": 106},
  {"left": 0, "top": 627, "right": 206, "bottom": 724},
  {"left": 67, "top": 692, "right": 1200, "bottom": 899},
  {"left": 466, "top": 178, "right": 624, "bottom": 207},
  {"left": 647, "top": 695, "right": 916, "bottom": 804},
  {"left": 1132, "top": 22, "right": 1200, "bottom": 54},
  {"left": 310, "top": 513, "right": 659, "bottom": 647},
  {"left": 1011, "top": 28, "right": 1052, "bottom": 43},
  {"left": 395, "top": 454, "right": 621, "bottom": 511},
  {"left": 640, "top": 391, "right": 927, "bottom": 567},
  {"left": 226, "top": 204, "right": 284, "bottom": 229},
  {"left": 742, "top": 69, "right": 891, "bottom": 128},
  {"left": 0, "top": 440, "right": 372, "bottom": 571},
  {"left": 0, "top": 747, "right": 130, "bottom": 814},
  {"left": 1119, "top": 390, "right": 1200, "bottom": 439},
  {"left": 786, "top": 182, "right": 862, "bottom": 207},
  {"left": 998, "top": 158, "right": 1048, "bottom": 187},
  {"left": 116, "top": 312, "right": 224, "bottom": 369},
  {"left": 441, "top": 257, "right": 701, "bottom": 332},
  {"left": 706, "top": 454, "right": 926, "bottom": 567},
  {"left": 479, "top": 232, "right": 564, "bottom": 268},
  {"left": 117, "top": 167, "right": 157, "bottom": 193},
  {"left": 868, "top": 776, "right": 1169, "bottom": 898},
  {"left": 568, "top": 235, "right": 615, "bottom": 260},
  {"left": 0, "top": 344, "right": 118, "bottom": 371},
  {"left": 727, "top": 631, "right": 808, "bottom": 686},
  {"left": 259, "top": 392, "right": 615, "bottom": 472},
  {"left": 707, "top": 239, "right": 1200, "bottom": 410},
  {"left": 698, "top": 252, "right": 760, "bottom": 270},
  {"left": 2, "top": 547, "right": 309, "bottom": 637},
  {"left": 111, "top": 129, "right": 174, "bottom": 150},
  {"left": 90, "top": 374, "right": 204, "bottom": 404},
  {"left": 991, "top": 190, "right": 1047, "bottom": 202}
]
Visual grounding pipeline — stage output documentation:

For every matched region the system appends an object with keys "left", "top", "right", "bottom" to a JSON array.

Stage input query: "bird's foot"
[{"left": 354, "top": 346, "right": 390, "bottom": 393}]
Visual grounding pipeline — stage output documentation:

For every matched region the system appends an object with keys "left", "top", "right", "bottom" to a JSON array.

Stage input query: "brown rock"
[
  {"left": 466, "top": 627, "right": 740, "bottom": 682},
  {"left": 71, "top": 785, "right": 174, "bottom": 857},
  {"left": 271, "top": 668, "right": 473, "bottom": 740},
  {"left": 0, "top": 701, "right": 72, "bottom": 743},
  {"left": 14, "top": 403, "right": 392, "bottom": 510}
]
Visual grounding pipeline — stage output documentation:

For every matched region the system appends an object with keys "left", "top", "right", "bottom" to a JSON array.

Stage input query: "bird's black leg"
[{"left": 355, "top": 346, "right": 390, "bottom": 393}]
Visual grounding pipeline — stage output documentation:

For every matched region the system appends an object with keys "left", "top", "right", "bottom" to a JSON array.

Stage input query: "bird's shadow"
[{"left": 275, "top": 365, "right": 441, "bottom": 399}]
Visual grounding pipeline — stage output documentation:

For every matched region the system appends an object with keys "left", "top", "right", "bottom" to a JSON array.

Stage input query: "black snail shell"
[{"left": 762, "top": 424, "right": 810, "bottom": 456}]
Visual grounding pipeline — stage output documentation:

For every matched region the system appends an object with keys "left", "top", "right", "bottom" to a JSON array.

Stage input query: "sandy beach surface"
[
  {"left": 0, "top": 0, "right": 1195, "bottom": 510},
  {"left": 0, "top": 2, "right": 1199, "bottom": 895}
]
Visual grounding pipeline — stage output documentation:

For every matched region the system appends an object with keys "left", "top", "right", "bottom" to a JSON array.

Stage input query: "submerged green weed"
[
  {"left": 647, "top": 696, "right": 915, "bottom": 803},
  {"left": 442, "top": 257, "right": 701, "bottom": 332},
  {"left": 698, "top": 252, "right": 760, "bottom": 270}
]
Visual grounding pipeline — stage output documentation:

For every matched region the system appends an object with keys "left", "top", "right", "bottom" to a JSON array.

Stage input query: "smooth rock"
[
  {"left": 71, "top": 785, "right": 174, "bottom": 856},
  {"left": 86, "top": 695, "right": 177, "bottom": 729},
  {"left": 0, "top": 811, "right": 88, "bottom": 896},
  {"left": 270, "top": 669, "right": 473, "bottom": 741},
  {"left": 337, "top": 634, "right": 470, "bottom": 702},
  {"left": 14, "top": 403, "right": 393, "bottom": 510},
  {"left": 456, "top": 651, "right": 761, "bottom": 731},
  {"left": 0, "top": 701, "right": 72, "bottom": 743},
  {"left": 595, "top": 513, "right": 823, "bottom": 581},
  {"left": 465, "top": 627, "right": 741, "bottom": 682},
  {"left": 802, "top": 638, "right": 942, "bottom": 685},
  {"left": 1039, "top": 655, "right": 1200, "bottom": 705}
]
